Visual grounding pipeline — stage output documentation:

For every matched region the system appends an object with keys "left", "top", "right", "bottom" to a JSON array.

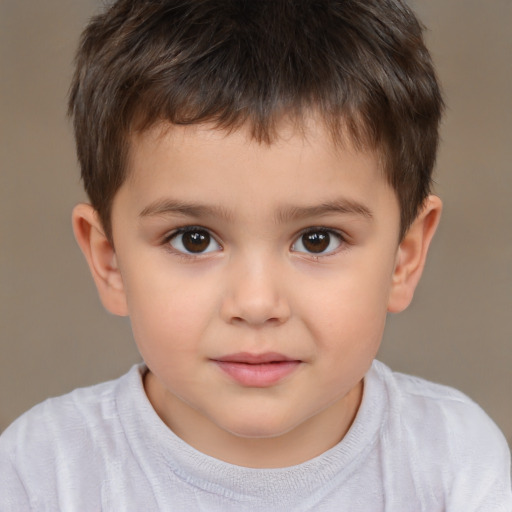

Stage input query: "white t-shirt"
[{"left": 1, "top": 360, "right": 511, "bottom": 511}]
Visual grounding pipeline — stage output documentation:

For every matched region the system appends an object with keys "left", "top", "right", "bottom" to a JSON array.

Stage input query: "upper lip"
[{"left": 214, "top": 352, "right": 298, "bottom": 364}]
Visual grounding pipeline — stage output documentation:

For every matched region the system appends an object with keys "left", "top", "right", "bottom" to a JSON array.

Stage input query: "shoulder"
[
  {"left": 390, "top": 364, "right": 505, "bottom": 447},
  {"left": 372, "top": 360, "right": 508, "bottom": 456},
  {"left": 1, "top": 370, "right": 122, "bottom": 449},
  {"left": 370, "top": 360, "right": 512, "bottom": 509},
  {"left": 0, "top": 365, "right": 144, "bottom": 508}
]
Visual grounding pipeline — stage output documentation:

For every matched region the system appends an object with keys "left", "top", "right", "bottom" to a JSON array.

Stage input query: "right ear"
[{"left": 72, "top": 203, "right": 128, "bottom": 316}]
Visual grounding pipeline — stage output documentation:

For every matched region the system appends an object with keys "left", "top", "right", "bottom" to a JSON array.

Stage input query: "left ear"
[{"left": 387, "top": 195, "right": 442, "bottom": 313}]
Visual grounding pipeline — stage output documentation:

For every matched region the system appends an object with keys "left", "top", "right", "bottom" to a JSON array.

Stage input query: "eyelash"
[{"left": 162, "top": 226, "right": 348, "bottom": 258}]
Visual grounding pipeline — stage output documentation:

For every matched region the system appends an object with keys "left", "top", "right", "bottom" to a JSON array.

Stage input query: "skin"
[{"left": 73, "top": 119, "right": 441, "bottom": 468}]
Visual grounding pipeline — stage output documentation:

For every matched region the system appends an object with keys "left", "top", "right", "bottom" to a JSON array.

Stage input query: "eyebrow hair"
[
  {"left": 139, "top": 199, "right": 234, "bottom": 220},
  {"left": 275, "top": 199, "right": 373, "bottom": 223},
  {"left": 139, "top": 197, "right": 373, "bottom": 223}
]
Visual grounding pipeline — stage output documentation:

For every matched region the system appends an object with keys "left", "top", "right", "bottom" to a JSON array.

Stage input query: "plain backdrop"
[{"left": 1, "top": 1, "right": 511, "bottom": 445}]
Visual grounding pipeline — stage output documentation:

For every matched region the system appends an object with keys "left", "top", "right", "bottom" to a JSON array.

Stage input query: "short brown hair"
[{"left": 69, "top": 0, "right": 443, "bottom": 241}]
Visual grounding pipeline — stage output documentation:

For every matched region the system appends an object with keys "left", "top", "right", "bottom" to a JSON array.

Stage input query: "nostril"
[{"left": 230, "top": 314, "right": 285, "bottom": 326}]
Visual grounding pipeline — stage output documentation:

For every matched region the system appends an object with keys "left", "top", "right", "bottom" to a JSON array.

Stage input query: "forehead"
[
  {"left": 127, "top": 116, "right": 381, "bottom": 176},
  {"left": 120, "top": 119, "right": 396, "bottom": 222}
]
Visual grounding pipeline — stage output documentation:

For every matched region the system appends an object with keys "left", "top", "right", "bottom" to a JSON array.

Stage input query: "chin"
[
  {"left": 219, "top": 413, "right": 300, "bottom": 440},
  {"left": 229, "top": 426, "right": 288, "bottom": 439}
]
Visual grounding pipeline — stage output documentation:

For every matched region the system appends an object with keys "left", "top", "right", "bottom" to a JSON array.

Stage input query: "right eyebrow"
[{"left": 139, "top": 199, "right": 234, "bottom": 221}]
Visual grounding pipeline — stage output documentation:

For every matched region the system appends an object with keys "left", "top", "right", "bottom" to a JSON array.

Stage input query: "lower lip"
[{"left": 214, "top": 360, "right": 301, "bottom": 387}]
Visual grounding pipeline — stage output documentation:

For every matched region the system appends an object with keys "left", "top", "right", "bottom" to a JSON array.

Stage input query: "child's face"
[{"left": 82, "top": 119, "right": 433, "bottom": 465}]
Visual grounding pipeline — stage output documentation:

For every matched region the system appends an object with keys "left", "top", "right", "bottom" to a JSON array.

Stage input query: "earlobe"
[
  {"left": 72, "top": 203, "right": 129, "bottom": 316},
  {"left": 387, "top": 195, "right": 442, "bottom": 313}
]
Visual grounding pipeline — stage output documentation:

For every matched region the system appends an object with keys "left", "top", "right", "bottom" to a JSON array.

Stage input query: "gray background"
[{"left": 1, "top": 1, "right": 511, "bottom": 445}]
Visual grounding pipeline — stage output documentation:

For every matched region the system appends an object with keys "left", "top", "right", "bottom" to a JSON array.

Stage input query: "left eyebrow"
[{"left": 275, "top": 199, "right": 373, "bottom": 224}]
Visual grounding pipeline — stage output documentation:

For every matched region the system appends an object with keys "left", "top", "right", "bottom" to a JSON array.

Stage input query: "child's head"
[
  {"left": 70, "top": 0, "right": 443, "bottom": 466},
  {"left": 69, "top": 0, "right": 443, "bottom": 243}
]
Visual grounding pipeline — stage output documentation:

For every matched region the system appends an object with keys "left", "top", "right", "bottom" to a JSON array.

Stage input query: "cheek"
[
  {"left": 297, "top": 264, "right": 392, "bottom": 347},
  {"left": 122, "top": 263, "right": 220, "bottom": 354}
]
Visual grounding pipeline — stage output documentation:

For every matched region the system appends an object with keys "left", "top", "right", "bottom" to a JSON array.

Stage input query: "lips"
[{"left": 212, "top": 352, "right": 301, "bottom": 387}]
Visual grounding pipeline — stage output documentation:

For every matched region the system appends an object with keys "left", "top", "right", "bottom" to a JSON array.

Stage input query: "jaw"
[{"left": 144, "top": 365, "right": 364, "bottom": 468}]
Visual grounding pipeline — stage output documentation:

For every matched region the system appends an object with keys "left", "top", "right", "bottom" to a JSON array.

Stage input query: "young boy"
[{"left": 1, "top": 0, "right": 511, "bottom": 509}]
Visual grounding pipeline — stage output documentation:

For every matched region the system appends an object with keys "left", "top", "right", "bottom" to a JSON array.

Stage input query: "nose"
[{"left": 220, "top": 252, "right": 291, "bottom": 326}]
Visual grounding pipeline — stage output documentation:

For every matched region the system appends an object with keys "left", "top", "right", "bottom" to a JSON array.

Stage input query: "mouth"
[{"left": 212, "top": 352, "right": 302, "bottom": 387}]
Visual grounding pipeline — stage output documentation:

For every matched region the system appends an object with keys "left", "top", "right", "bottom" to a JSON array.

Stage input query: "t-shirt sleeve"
[
  {"left": 0, "top": 402, "right": 63, "bottom": 511},
  {"left": 446, "top": 407, "right": 512, "bottom": 511},
  {"left": 393, "top": 369, "right": 512, "bottom": 511},
  {"left": 0, "top": 443, "right": 33, "bottom": 511}
]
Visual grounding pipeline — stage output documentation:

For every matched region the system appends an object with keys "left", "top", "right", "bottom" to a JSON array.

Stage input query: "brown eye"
[
  {"left": 292, "top": 229, "right": 342, "bottom": 255},
  {"left": 302, "top": 231, "right": 330, "bottom": 253},
  {"left": 169, "top": 228, "right": 221, "bottom": 254},
  {"left": 182, "top": 230, "right": 210, "bottom": 252}
]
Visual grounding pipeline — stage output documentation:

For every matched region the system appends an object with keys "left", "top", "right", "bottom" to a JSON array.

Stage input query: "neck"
[{"left": 144, "top": 371, "right": 363, "bottom": 468}]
